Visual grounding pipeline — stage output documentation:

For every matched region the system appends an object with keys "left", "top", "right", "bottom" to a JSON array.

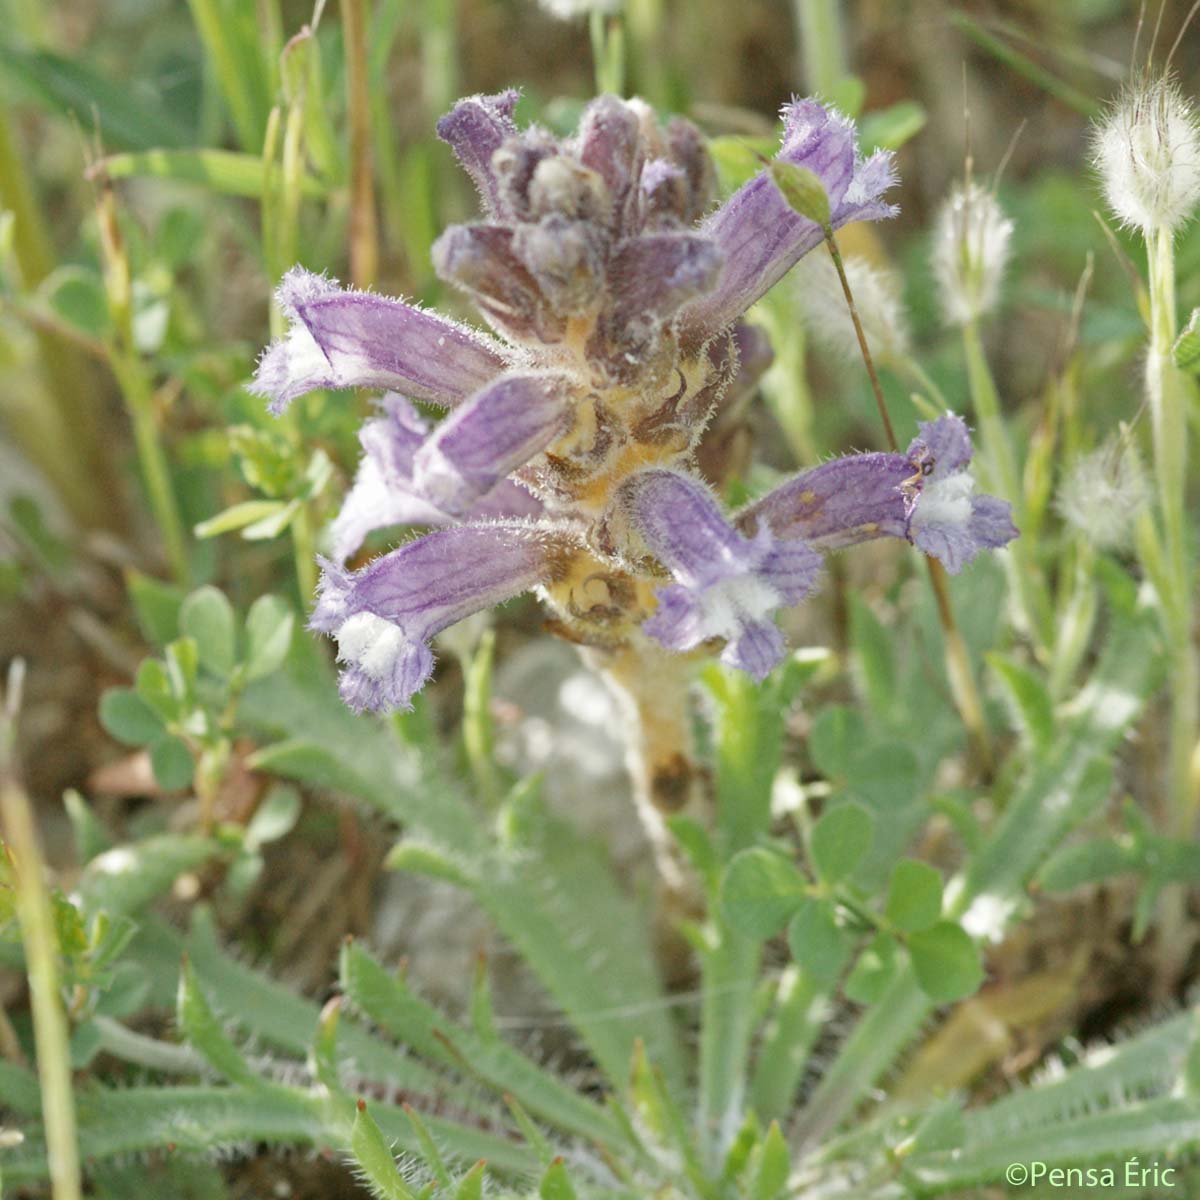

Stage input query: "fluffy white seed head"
[
  {"left": 1057, "top": 442, "right": 1148, "bottom": 550},
  {"left": 1093, "top": 76, "right": 1200, "bottom": 236},
  {"left": 796, "top": 254, "right": 910, "bottom": 364},
  {"left": 932, "top": 181, "right": 1014, "bottom": 326}
]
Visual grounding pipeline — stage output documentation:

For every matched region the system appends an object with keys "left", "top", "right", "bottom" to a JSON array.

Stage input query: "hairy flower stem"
[
  {"left": 591, "top": 643, "right": 708, "bottom": 914},
  {"left": 342, "top": 0, "right": 378, "bottom": 289},
  {"left": 826, "top": 232, "right": 992, "bottom": 773},
  {"left": 961, "top": 320, "right": 1051, "bottom": 653},
  {"left": 0, "top": 665, "right": 83, "bottom": 1200},
  {"left": 794, "top": 0, "right": 846, "bottom": 97},
  {"left": 1144, "top": 225, "right": 1198, "bottom": 984}
]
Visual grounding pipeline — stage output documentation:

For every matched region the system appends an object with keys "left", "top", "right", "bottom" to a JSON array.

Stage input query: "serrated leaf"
[
  {"left": 351, "top": 1101, "right": 418, "bottom": 1200},
  {"left": 720, "top": 848, "right": 807, "bottom": 939},
  {"left": 539, "top": 1159, "right": 577, "bottom": 1200},
  {"left": 810, "top": 803, "right": 874, "bottom": 885},
  {"left": 885, "top": 859, "right": 944, "bottom": 933},
  {"left": 454, "top": 1161, "right": 486, "bottom": 1200},
  {"left": 243, "top": 595, "right": 295, "bottom": 681},
  {"left": 150, "top": 735, "right": 194, "bottom": 791},
  {"left": 787, "top": 898, "right": 848, "bottom": 985},
  {"left": 908, "top": 922, "right": 983, "bottom": 1004},
  {"left": 177, "top": 960, "right": 258, "bottom": 1086},
  {"left": 98, "top": 688, "right": 164, "bottom": 747},
  {"left": 180, "top": 587, "right": 237, "bottom": 676}
]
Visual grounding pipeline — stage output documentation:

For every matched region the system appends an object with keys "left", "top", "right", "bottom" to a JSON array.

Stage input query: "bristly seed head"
[
  {"left": 1093, "top": 74, "right": 1200, "bottom": 237},
  {"left": 1057, "top": 441, "right": 1148, "bottom": 551},
  {"left": 932, "top": 180, "right": 1014, "bottom": 326}
]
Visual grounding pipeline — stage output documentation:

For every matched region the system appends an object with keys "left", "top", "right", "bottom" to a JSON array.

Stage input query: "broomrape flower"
[{"left": 253, "top": 91, "right": 1016, "bottom": 716}]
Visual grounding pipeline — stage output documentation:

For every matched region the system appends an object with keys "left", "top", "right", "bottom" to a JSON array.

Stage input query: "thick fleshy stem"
[
  {"left": 1144, "top": 224, "right": 1198, "bottom": 989},
  {"left": 589, "top": 641, "right": 709, "bottom": 918},
  {"left": 823, "top": 227, "right": 993, "bottom": 774}
]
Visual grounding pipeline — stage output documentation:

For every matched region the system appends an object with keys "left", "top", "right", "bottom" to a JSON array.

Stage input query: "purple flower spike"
[
  {"left": 906, "top": 415, "right": 1018, "bottom": 573},
  {"left": 412, "top": 372, "right": 574, "bottom": 517},
  {"left": 436, "top": 90, "right": 521, "bottom": 217},
  {"left": 252, "top": 268, "right": 508, "bottom": 413},
  {"left": 311, "top": 522, "right": 567, "bottom": 712},
  {"left": 681, "top": 98, "right": 897, "bottom": 347},
  {"left": 329, "top": 395, "right": 541, "bottom": 562},
  {"left": 620, "top": 470, "right": 821, "bottom": 679}
]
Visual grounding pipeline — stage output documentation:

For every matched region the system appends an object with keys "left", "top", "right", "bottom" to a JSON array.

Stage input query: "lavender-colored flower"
[
  {"left": 330, "top": 395, "right": 541, "bottom": 562},
  {"left": 680, "top": 98, "right": 897, "bottom": 350},
  {"left": 739, "top": 414, "right": 1017, "bottom": 573},
  {"left": 617, "top": 470, "right": 821, "bottom": 678},
  {"left": 255, "top": 90, "right": 920, "bottom": 712},
  {"left": 253, "top": 269, "right": 508, "bottom": 414},
  {"left": 311, "top": 522, "right": 572, "bottom": 712}
]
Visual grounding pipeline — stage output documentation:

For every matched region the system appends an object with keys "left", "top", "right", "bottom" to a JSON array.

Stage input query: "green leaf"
[
  {"left": 244, "top": 785, "right": 301, "bottom": 851},
  {"left": 539, "top": 1159, "right": 577, "bottom": 1200},
  {"left": 1175, "top": 308, "right": 1200, "bottom": 372},
  {"left": 76, "top": 834, "right": 217, "bottom": 920},
  {"left": 908, "top": 922, "right": 983, "bottom": 1004},
  {"left": 177, "top": 960, "right": 259, "bottom": 1086},
  {"left": 351, "top": 1101, "right": 418, "bottom": 1200},
  {"left": 844, "top": 932, "right": 898, "bottom": 1004},
  {"left": 0, "top": 44, "right": 190, "bottom": 151},
  {"left": 125, "top": 569, "right": 185, "bottom": 646},
  {"left": 150, "top": 735, "right": 194, "bottom": 791},
  {"left": 165, "top": 637, "right": 199, "bottom": 702},
  {"left": 62, "top": 790, "right": 112, "bottom": 864},
  {"left": 454, "top": 1161, "right": 486, "bottom": 1200},
  {"left": 243, "top": 595, "right": 295, "bottom": 682},
  {"left": 135, "top": 658, "right": 178, "bottom": 721},
  {"left": 859, "top": 100, "right": 927, "bottom": 151},
  {"left": 987, "top": 652, "right": 1055, "bottom": 753},
  {"left": 885, "top": 859, "right": 944, "bottom": 934},
  {"left": 750, "top": 1120, "right": 790, "bottom": 1200},
  {"left": 808, "top": 705, "right": 866, "bottom": 780},
  {"left": 194, "top": 500, "right": 289, "bottom": 539},
  {"left": 720, "top": 848, "right": 807, "bottom": 939},
  {"left": 95, "top": 149, "right": 324, "bottom": 199},
  {"left": 98, "top": 688, "right": 164, "bottom": 747},
  {"left": 787, "top": 898, "right": 849, "bottom": 985},
  {"left": 1036, "top": 838, "right": 1135, "bottom": 892},
  {"left": 42, "top": 266, "right": 111, "bottom": 340},
  {"left": 179, "top": 587, "right": 237, "bottom": 677},
  {"left": 810, "top": 803, "right": 874, "bottom": 885},
  {"left": 849, "top": 593, "right": 897, "bottom": 719}
]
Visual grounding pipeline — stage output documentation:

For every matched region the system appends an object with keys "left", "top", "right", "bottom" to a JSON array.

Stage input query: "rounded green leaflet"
[
  {"left": 810, "top": 802, "right": 874, "bottom": 885},
  {"left": 720, "top": 847, "right": 807, "bottom": 939},
  {"left": 787, "top": 898, "right": 849, "bottom": 985},
  {"left": 885, "top": 859, "right": 944, "bottom": 933},
  {"left": 99, "top": 687, "right": 164, "bottom": 747},
  {"left": 908, "top": 921, "right": 984, "bottom": 1004},
  {"left": 179, "top": 586, "right": 237, "bottom": 677}
]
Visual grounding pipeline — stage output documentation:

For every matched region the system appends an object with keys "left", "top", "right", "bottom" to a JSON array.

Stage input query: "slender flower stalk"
[
  {"left": 342, "top": 0, "right": 378, "bottom": 288},
  {"left": 255, "top": 91, "right": 1015, "bottom": 892},
  {"left": 1093, "top": 72, "right": 1200, "bottom": 984},
  {"left": 0, "top": 664, "right": 83, "bottom": 1200}
]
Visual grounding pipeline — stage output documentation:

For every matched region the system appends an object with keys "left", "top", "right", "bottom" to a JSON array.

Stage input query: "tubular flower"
[{"left": 253, "top": 91, "right": 1011, "bottom": 714}]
